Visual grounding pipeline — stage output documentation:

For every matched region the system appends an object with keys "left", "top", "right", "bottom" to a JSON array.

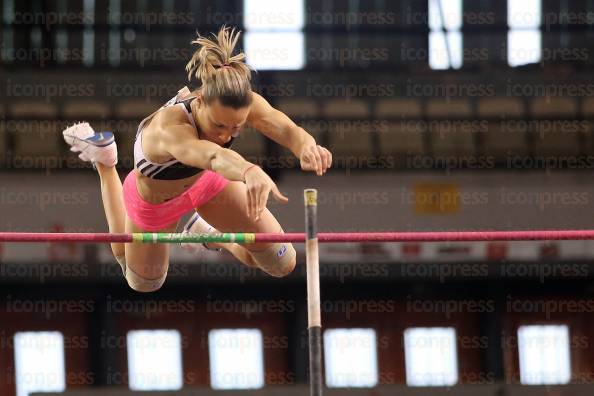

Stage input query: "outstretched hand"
[
  {"left": 300, "top": 144, "right": 332, "bottom": 176},
  {"left": 244, "top": 165, "right": 289, "bottom": 221}
]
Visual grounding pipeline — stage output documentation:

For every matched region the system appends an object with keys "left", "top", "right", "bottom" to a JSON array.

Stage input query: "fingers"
[
  {"left": 248, "top": 184, "right": 271, "bottom": 221},
  {"left": 318, "top": 145, "right": 331, "bottom": 173},
  {"left": 302, "top": 151, "right": 315, "bottom": 171},
  {"left": 312, "top": 147, "right": 323, "bottom": 175},
  {"left": 324, "top": 148, "right": 333, "bottom": 171},
  {"left": 271, "top": 184, "right": 289, "bottom": 203},
  {"left": 326, "top": 147, "right": 333, "bottom": 170},
  {"left": 246, "top": 185, "right": 256, "bottom": 220},
  {"left": 301, "top": 146, "right": 333, "bottom": 175},
  {"left": 246, "top": 187, "right": 252, "bottom": 220},
  {"left": 256, "top": 187, "right": 269, "bottom": 221}
]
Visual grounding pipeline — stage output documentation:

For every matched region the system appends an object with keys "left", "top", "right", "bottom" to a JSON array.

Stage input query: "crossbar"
[{"left": 1, "top": 230, "right": 594, "bottom": 243}]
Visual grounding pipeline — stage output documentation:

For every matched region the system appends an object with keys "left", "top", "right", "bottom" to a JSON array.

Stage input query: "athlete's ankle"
[{"left": 206, "top": 241, "right": 227, "bottom": 251}]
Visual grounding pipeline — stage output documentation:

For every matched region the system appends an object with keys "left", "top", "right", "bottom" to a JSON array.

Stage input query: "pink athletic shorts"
[{"left": 123, "top": 170, "right": 229, "bottom": 231}]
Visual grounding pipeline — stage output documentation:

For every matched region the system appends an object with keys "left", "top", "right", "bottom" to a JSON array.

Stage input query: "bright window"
[
  {"left": 428, "top": 0, "right": 463, "bottom": 69},
  {"left": 243, "top": 0, "right": 305, "bottom": 70},
  {"left": 208, "top": 329, "right": 265, "bottom": 389},
  {"left": 127, "top": 330, "right": 183, "bottom": 391},
  {"left": 324, "top": 328, "right": 378, "bottom": 388},
  {"left": 518, "top": 325, "right": 571, "bottom": 385},
  {"left": 404, "top": 327, "right": 458, "bottom": 386},
  {"left": 244, "top": 0, "right": 304, "bottom": 30},
  {"left": 14, "top": 331, "right": 66, "bottom": 396},
  {"left": 244, "top": 32, "right": 305, "bottom": 70},
  {"left": 507, "top": 0, "right": 541, "bottom": 66}
]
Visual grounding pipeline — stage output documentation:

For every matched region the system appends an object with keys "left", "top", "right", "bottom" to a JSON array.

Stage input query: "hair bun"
[
  {"left": 186, "top": 25, "right": 251, "bottom": 83},
  {"left": 185, "top": 26, "right": 254, "bottom": 109}
]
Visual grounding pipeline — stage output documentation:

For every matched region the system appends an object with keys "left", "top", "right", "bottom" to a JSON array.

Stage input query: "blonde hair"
[{"left": 186, "top": 26, "right": 253, "bottom": 109}]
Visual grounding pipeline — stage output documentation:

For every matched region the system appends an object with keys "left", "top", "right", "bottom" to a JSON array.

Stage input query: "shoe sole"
[{"left": 63, "top": 122, "right": 94, "bottom": 146}]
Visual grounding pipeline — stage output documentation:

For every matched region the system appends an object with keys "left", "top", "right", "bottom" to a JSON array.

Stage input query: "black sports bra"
[{"left": 134, "top": 93, "right": 236, "bottom": 180}]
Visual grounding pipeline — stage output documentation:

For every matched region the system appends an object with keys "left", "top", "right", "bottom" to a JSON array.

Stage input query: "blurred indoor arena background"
[{"left": 3, "top": 0, "right": 594, "bottom": 395}]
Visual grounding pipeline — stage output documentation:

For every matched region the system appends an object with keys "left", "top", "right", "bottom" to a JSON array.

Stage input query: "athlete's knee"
[
  {"left": 111, "top": 244, "right": 125, "bottom": 262},
  {"left": 115, "top": 255, "right": 167, "bottom": 292},
  {"left": 126, "top": 266, "right": 166, "bottom": 292},
  {"left": 250, "top": 243, "right": 296, "bottom": 278}
]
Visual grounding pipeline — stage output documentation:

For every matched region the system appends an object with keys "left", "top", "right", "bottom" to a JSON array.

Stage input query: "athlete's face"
[{"left": 200, "top": 99, "right": 250, "bottom": 145}]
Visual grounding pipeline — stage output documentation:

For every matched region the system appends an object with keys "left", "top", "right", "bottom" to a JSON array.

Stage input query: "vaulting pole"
[{"left": 304, "top": 189, "right": 323, "bottom": 396}]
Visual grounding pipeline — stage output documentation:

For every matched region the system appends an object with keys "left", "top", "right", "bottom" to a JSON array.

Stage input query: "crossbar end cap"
[{"left": 304, "top": 189, "right": 318, "bottom": 206}]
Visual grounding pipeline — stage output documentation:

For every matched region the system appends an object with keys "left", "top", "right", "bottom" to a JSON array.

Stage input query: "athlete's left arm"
[{"left": 247, "top": 92, "right": 332, "bottom": 176}]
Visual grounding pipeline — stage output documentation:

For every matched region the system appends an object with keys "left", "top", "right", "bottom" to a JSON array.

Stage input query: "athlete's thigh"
[
  {"left": 196, "top": 181, "right": 282, "bottom": 250},
  {"left": 124, "top": 214, "right": 176, "bottom": 279}
]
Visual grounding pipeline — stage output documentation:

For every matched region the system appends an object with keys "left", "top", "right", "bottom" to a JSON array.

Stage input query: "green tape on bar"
[{"left": 133, "top": 233, "right": 256, "bottom": 244}]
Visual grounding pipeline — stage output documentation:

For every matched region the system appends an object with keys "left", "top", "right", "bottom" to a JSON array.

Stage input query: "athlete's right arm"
[
  {"left": 159, "top": 124, "right": 289, "bottom": 220},
  {"left": 160, "top": 123, "right": 250, "bottom": 181}
]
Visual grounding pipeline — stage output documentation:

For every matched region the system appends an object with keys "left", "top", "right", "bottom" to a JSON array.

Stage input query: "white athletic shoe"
[
  {"left": 63, "top": 122, "right": 118, "bottom": 167},
  {"left": 181, "top": 212, "right": 222, "bottom": 253}
]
